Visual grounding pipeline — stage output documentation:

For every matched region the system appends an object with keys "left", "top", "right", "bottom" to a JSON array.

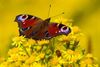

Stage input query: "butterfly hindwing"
[{"left": 47, "top": 23, "right": 71, "bottom": 38}]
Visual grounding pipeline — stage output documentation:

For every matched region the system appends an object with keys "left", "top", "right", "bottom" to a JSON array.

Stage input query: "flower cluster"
[{"left": 0, "top": 19, "right": 99, "bottom": 67}]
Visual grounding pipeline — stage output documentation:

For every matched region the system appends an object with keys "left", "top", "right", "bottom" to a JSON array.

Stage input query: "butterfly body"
[{"left": 15, "top": 14, "right": 71, "bottom": 40}]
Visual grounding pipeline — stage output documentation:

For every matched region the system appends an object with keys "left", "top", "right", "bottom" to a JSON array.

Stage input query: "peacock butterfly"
[{"left": 15, "top": 14, "right": 71, "bottom": 40}]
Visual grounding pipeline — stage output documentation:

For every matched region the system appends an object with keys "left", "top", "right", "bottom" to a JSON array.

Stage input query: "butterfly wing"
[
  {"left": 44, "top": 23, "right": 71, "bottom": 39},
  {"left": 15, "top": 14, "right": 46, "bottom": 37}
]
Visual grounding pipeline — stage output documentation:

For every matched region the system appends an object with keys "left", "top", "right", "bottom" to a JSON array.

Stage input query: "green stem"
[
  {"left": 50, "top": 38, "right": 55, "bottom": 54},
  {"left": 21, "top": 44, "right": 30, "bottom": 57}
]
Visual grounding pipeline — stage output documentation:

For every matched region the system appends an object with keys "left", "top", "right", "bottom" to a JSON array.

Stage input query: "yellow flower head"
[
  {"left": 12, "top": 36, "right": 26, "bottom": 46},
  {"left": 31, "top": 62, "right": 42, "bottom": 67},
  {"left": 63, "top": 49, "right": 83, "bottom": 63},
  {"left": 72, "top": 26, "right": 80, "bottom": 34},
  {"left": 37, "top": 39, "right": 49, "bottom": 45},
  {"left": 39, "top": 53, "right": 45, "bottom": 59},
  {"left": 86, "top": 54, "right": 93, "bottom": 58},
  {"left": 58, "top": 35, "right": 71, "bottom": 42},
  {"left": 25, "top": 38, "right": 36, "bottom": 47},
  {"left": 80, "top": 54, "right": 99, "bottom": 67},
  {"left": 49, "top": 57, "right": 59, "bottom": 65},
  {"left": 67, "top": 49, "right": 74, "bottom": 55},
  {"left": 25, "top": 55, "right": 35, "bottom": 64},
  {"left": 8, "top": 47, "right": 20, "bottom": 56}
]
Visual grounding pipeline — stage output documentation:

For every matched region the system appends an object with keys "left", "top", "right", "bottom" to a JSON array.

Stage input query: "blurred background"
[{"left": 0, "top": 0, "right": 100, "bottom": 64}]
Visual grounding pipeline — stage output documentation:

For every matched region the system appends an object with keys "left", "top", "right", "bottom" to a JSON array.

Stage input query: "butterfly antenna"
[
  {"left": 48, "top": 0, "right": 54, "bottom": 18},
  {"left": 48, "top": 4, "right": 51, "bottom": 17},
  {"left": 50, "top": 12, "right": 64, "bottom": 18}
]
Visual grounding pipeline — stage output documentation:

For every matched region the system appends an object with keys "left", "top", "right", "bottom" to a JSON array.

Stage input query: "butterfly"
[{"left": 14, "top": 14, "right": 71, "bottom": 40}]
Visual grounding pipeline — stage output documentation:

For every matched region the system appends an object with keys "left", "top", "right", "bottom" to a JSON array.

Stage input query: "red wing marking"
[
  {"left": 48, "top": 23, "right": 59, "bottom": 36},
  {"left": 22, "top": 19, "right": 37, "bottom": 28}
]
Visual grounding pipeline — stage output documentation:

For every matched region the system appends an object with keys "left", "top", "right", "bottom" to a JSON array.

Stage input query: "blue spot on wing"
[{"left": 59, "top": 26, "right": 71, "bottom": 35}]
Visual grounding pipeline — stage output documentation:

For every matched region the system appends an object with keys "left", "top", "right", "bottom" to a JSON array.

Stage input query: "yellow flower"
[
  {"left": 30, "top": 62, "right": 42, "bottom": 67},
  {"left": 86, "top": 54, "right": 93, "bottom": 58},
  {"left": 49, "top": 57, "right": 59, "bottom": 65},
  {"left": 8, "top": 48, "right": 24, "bottom": 62},
  {"left": 81, "top": 54, "right": 94, "bottom": 64},
  {"left": 17, "top": 54, "right": 28, "bottom": 62},
  {"left": 22, "top": 63, "right": 30, "bottom": 67},
  {"left": 37, "top": 39, "right": 49, "bottom": 45},
  {"left": 14, "top": 61, "right": 22, "bottom": 67},
  {"left": 8, "top": 47, "right": 19, "bottom": 56},
  {"left": 80, "top": 54, "right": 99, "bottom": 67},
  {"left": 58, "top": 57, "right": 66, "bottom": 64},
  {"left": 8, "top": 54, "right": 18, "bottom": 62},
  {"left": 25, "top": 55, "right": 35, "bottom": 64},
  {"left": 63, "top": 49, "right": 82, "bottom": 63},
  {"left": 83, "top": 58, "right": 93, "bottom": 64},
  {"left": 12, "top": 36, "right": 26, "bottom": 46},
  {"left": 58, "top": 35, "right": 71, "bottom": 42},
  {"left": 35, "top": 55, "right": 41, "bottom": 61},
  {"left": 80, "top": 59, "right": 93, "bottom": 67},
  {"left": 35, "top": 45, "right": 42, "bottom": 51},
  {"left": 26, "top": 47, "right": 32, "bottom": 55},
  {"left": 39, "top": 53, "right": 45, "bottom": 59},
  {"left": 8, "top": 47, "right": 29, "bottom": 62},
  {"left": 72, "top": 26, "right": 80, "bottom": 34},
  {"left": 67, "top": 49, "right": 74, "bottom": 55},
  {"left": 24, "top": 38, "right": 36, "bottom": 47}
]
